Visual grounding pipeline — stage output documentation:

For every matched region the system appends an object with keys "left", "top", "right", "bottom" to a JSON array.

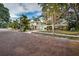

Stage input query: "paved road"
[{"left": 0, "top": 29, "right": 79, "bottom": 56}]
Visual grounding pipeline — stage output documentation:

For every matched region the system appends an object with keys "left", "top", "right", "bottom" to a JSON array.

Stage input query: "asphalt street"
[{"left": 0, "top": 29, "right": 79, "bottom": 56}]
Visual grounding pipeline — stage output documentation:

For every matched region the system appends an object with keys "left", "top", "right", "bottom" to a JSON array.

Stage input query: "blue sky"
[{"left": 4, "top": 3, "right": 42, "bottom": 19}]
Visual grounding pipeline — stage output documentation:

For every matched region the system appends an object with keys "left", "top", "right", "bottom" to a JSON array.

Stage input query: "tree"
[
  {"left": 20, "top": 15, "right": 30, "bottom": 32},
  {"left": 39, "top": 3, "right": 79, "bottom": 31},
  {"left": 0, "top": 3, "right": 10, "bottom": 28},
  {"left": 63, "top": 3, "right": 79, "bottom": 31},
  {"left": 8, "top": 19, "right": 19, "bottom": 29},
  {"left": 39, "top": 3, "right": 68, "bottom": 32},
  {"left": 69, "top": 3, "right": 79, "bottom": 30}
]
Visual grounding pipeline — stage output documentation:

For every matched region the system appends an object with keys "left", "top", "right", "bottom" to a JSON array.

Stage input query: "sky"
[{"left": 4, "top": 3, "right": 42, "bottom": 20}]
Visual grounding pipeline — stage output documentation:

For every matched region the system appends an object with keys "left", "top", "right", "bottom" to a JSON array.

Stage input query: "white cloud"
[{"left": 4, "top": 3, "right": 42, "bottom": 18}]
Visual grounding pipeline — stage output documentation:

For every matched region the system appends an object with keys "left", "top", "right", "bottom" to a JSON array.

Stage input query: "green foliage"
[
  {"left": 0, "top": 3, "right": 10, "bottom": 28},
  {"left": 39, "top": 3, "right": 67, "bottom": 18},
  {"left": 56, "top": 30, "right": 79, "bottom": 35},
  {"left": 20, "top": 15, "right": 30, "bottom": 32},
  {"left": 8, "top": 15, "right": 30, "bottom": 32},
  {"left": 8, "top": 20, "right": 20, "bottom": 29},
  {"left": 39, "top": 3, "right": 79, "bottom": 31},
  {"left": 65, "top": 4, "right": 79, "bottom": 31},
  {"left": 39, "top": 3, "right": 68, "bottom": 32}
]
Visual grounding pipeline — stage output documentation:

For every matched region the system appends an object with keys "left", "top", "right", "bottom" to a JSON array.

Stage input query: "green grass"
[
  {"left": 68, "top": 37, "right": 79, "bottom": 40},
  {"left": 40, "top": 30, "right": 79, "bottom": 40},
  {"left": 54, "top": 35, "right": 79, "bottom": 40},
  {"left": 55, "top": 30, "right": 79, "bottom": 35}
]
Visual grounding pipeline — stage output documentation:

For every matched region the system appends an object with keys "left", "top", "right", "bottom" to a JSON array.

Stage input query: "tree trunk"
[{"left": 52, "top": 11, "right": 55, "bottom": 33}]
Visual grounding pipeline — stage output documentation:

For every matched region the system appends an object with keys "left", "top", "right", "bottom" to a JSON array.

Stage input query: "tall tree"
[
  {"left": 20, "top": 15, "right": 30, "bottom": 32},
  {"left": 58, "top": 3, "right": 79, "bottom": 31},
  {"left": 39, "top": 3, "right": 68, "bottom": 32},
  {"left": 0, "top": 3, "right": 10, "bottom": 28},
  {"left": 10, "top": 20, "right": 19, "bottom": 29},
  {"left": 66, "top": 3, "right": 79, "bottom": 31}
]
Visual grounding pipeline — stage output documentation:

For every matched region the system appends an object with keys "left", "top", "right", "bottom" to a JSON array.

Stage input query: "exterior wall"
[{"left": 30, "top": 20, "right": 46, "bottom": 31}]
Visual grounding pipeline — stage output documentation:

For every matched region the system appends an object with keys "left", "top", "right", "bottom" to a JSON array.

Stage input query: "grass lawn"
[
  {"left": 55, "top": 30, "right": 79, "bottom": 35},
  {"left": 69, "top": 37, "right": 79, "bottom": 40},
  {"left": 54, "top": 35, "right": 79, "bottom": 40},
  {"left": 40, "top": 30, "right": 79, "bottom": 40},
  {"left": 55, "top": 30, "right": 79, "bottom": 40}
]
